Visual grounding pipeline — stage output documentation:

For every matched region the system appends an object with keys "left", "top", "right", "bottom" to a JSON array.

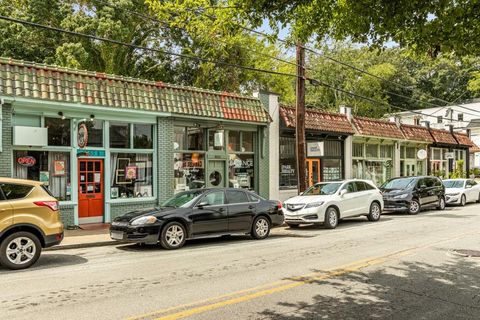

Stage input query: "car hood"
[
  {"left": 284, "top": 195, "right": 332, "bottom": 204},
  {"left": 445, "top": 187, "right": 463, "bottom": 195},
  {"left": 113, "top": 207, "right": 179, "bottom": 222}
]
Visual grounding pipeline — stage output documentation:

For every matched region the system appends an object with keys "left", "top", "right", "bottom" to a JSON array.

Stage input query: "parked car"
[
  {"left": 110, "top": 188, "right": 284, "bottom": 249},
  {"left": 380, "top": 176, "right": 446, "bottom": 215},
  {"left": 443, "top": 179, "right": 480, "bottom": 206},
  {"left": 283, "top": 180, "right": 383, "bottom": 229},
  {"left": 0, "top": 178, "right": 64, "bottom": 270}
]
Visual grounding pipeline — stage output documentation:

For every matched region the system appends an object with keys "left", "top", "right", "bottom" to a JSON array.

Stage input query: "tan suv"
[{"left": 0, "top": 178, "right": 64, "bottom": 270}]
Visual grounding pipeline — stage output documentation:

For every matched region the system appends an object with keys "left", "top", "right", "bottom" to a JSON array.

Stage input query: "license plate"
[{"left": 110, "top": 231, "right": 124, "bottom": 240}]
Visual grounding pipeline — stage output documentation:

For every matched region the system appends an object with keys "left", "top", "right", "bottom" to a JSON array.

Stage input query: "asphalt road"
[{"left": 1, "top": 204, "right": 480, "bottom": 320}]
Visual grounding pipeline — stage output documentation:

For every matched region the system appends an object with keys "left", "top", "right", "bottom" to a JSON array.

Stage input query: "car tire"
[
  {"left": 460, "top": 194, "right": 467, "bottom": 206},
  {"left": 324, "top": 207, "right": 339, "bottom": 229},
  {"left": 0, "top": 232, "right": 42, "bottom": 270},
  {"left": 408, "top": 199, "right": 421, "bottom": 215},
  {"left": 287, "top": 223, "right": 300, "bottom": 229},
  {"left": 251, "top": 216, "right": 271, "bottom": 240},
  {"left": 367, "top": 202, "right": 381, "bottom": 222},
  {"left": 437, "top": 196, "right": 446, "bottom": 210},
  {"left": 160, "top": 222, "right": 187, "bottom": 250}
]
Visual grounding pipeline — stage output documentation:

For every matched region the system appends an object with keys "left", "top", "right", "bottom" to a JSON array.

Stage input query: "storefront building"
[
  {"left": 0, "top": 58, "right": 271, "bottom": 226},
  {"left": 398, "top": 124, "right": 433, "bottom": 177},
  {"left": 269, "top": 105, "right": 354, "bottom": 201}
]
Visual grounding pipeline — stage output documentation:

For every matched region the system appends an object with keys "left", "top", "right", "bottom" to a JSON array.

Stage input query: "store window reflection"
[
  {"left": 174, "top": 153, "right": 205, "bottom": 192},
  {"left": 228, "top": 154, "right": 254, "bottom": 190}
]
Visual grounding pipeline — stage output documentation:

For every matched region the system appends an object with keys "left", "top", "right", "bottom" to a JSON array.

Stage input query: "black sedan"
[{"left": 110, "top": 188, "right": 284, "bottom": 249}]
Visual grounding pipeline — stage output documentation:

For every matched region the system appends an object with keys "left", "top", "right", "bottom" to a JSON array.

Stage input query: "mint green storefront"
[{"left": 0, "top": 58, "right": 270, "bottom": 227}]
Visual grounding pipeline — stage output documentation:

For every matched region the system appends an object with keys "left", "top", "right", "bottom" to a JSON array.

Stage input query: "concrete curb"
[{"left": 45, "top": 240, "right": 120, "bottom": 251}]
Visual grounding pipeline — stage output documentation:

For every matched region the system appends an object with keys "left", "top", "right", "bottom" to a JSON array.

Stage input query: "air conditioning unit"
[{"left": 13, "top": 126, "right": 48, "bottom": 146}]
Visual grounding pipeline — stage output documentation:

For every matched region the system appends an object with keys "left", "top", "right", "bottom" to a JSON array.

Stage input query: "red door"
[{"left": 78, "top": 159, "right": 104, "bottom": 221}]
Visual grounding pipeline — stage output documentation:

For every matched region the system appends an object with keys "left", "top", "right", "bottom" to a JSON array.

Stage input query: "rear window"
[
  {"left": 0, "top": 183, "right": 34, "bottom": 200},
  {"left": 226, "top": 190, "right": 250, "bottom": 204}
]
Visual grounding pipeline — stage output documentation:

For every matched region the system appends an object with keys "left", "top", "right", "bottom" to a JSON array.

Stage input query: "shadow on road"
[
  {"left": 0, "top": 253, "right": 88, "bottom": 273},
  {"left": 259, "top": 256, "right": 480, "bottom": 319}
]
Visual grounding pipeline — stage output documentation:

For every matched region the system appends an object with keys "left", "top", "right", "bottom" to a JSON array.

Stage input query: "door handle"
[
  {"left": 218, "top": 208, "right": 225, "bottom": 212},
  {"left": 248, "top": 205, "right": 255, "bottom": 209}
]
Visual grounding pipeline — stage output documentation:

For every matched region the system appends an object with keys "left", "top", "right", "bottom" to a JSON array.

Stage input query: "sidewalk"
[{"left": 47, "top": 223, "right": 116, "bottom": 251}]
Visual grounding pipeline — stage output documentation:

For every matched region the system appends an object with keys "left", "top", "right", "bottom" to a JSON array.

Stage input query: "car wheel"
[
  {"left": 437, "top": 196, "right": 446, "bottom": 210},
  {"left": 460, "top": 194, "right": 467, "bottom": 206},
  {"left": 287, "top": 223, "right": 300, "bottom": 229},
  {"left": 0, "top": 232, "right": 41, "bottom": 270},
  {"left": 367, "top": 202, "right": 381, "bottom": 222},
  {"left": 160, "top": 222, "right": 186, "bottom": 250},
  {"left": 324, "top": 207, "right": 339, "bottom": 229},
  {"left": 251, "top": 216, "right": 271, "bottom": 240},
  {"left": 408, "top": 199, "right": 421, "bottom": 215}
]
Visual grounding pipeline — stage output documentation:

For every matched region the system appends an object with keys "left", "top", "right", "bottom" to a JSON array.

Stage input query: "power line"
[{"left": 0, "top": 14, "right": 298, "bottom": 79}]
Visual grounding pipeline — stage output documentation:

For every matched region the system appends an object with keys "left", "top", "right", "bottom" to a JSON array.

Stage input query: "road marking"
[{"left": 127, "top": 229, "right": 480, "bottom": 320}]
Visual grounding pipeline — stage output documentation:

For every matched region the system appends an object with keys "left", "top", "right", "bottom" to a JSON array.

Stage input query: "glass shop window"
[
  {"left": 380, "top": 145, "right": 393, "bottom": 158},
  {"left": 229, "top": 154, "right": 255, "bottom": 190},
  {"left": 324, "top": 140, "right": 342, "bottom": 157},
  {"left": 110, "top": 122, "right": 130, "bottom": 148},
  {"left": 174, "top": 153, "right": 205, "bottom": 192},
  {"left": 134, "top": 124, "right": 153, "bottom": 149},
  {"left": 279, "top": 136, "right": 297, "bottom": 188},
  {"left": 45, "top": 117, "right": 71, "bottom": 146},
  {"left": 322, "top": 159, "right": 342, "bottom": 181},
  {"left": 79, "top": 120, "right": 103, "bottom": 148},
  {"left": 353, "top": 143, "right": 364, "bottom": 158},
  {"left": 187, "top": 128, "right": 204, "bottom": 150},
  {"left": 110, "top": 153, "right": 153, "bottom": 198},
  {"left": 242, "top": 131, "right": 254, "bottom": 152},
  {"left": 366, "top": 144, "right": 379, "bottom": 158},
  {"left": 13, "top": 150, "right": 71, "bottom": 201},
  {"left": 228, "top": 131, "right": 241, "bottom": 152},
  {"left": 209, "top": 130, "right": 225, "bottom": 151}
]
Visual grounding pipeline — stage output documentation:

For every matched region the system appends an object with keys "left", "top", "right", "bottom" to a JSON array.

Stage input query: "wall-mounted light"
[
  {"left": 58, "top": 111, "right": 66, "bottom": 120},
  {"left": 90, "top": 114, "right": 95, "bottom": 121}
]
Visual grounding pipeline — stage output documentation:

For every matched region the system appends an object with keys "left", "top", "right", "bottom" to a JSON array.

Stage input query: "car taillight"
[
  {"left": 34, "top": 201, "right": 59, "bottom": 211},
  {"left": 277, "top": 201, "right": 283, "bottom": 209}
]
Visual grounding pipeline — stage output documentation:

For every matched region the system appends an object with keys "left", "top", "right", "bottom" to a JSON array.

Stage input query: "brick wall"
[
  {"left": 256, "top": 92, "right": 272, "bottom": 199},
  {"left": 0, "top": 103, "right": 12, "bottom": 177},
  {"left": 157, "top": 117, "right": 174, "bottom": 204},
  {"left": 110, "top": 201, "right": 158, "bottom": 221}
]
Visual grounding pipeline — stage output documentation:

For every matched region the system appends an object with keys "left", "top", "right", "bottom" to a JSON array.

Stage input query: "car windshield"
[
  {"left": 303, "top": 182, "right": 343, "bottom": 196},
  {"left": 443, "top": 180, "right": 465, "bottom": 188},
  {"left": 381, "top": 178, "right": 416, "bottom": 190},
  {"left": 160, "top": 190, "right": 204, "bottom": 208}
]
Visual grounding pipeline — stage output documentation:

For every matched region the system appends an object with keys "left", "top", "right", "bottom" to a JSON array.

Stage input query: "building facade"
[{"left": 0, "top": 58, "right": 271, "bottom": 226}]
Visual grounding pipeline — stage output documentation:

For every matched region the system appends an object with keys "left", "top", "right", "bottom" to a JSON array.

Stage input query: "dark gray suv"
[{"left": 380, "top": 176, "right": 446, "bottom": 214}]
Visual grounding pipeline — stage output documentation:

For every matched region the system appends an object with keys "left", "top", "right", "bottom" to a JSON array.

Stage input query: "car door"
[
  {"left": 353, "top": 182, "right": 369, "bottom": 214},
  {"left": 338, "top": 182, "right": 359, "bottom": 217},
  {"left": 465, "top": 180, "right": 476, "bottom": 202},
  {"left": 416, "top": 178, "right": 430, "bottom": 205},
  {"left": 0, "top": 185, "right": 14, "bottom": 231},
  {"left": 432, "top": 177, "right": 444, "bottom": 204},
  {"left": 225, "top": 190, "right": 255, "bottom": 233},
  {"left": 190, "top": 190, "right": 228, "bottom": 236}
]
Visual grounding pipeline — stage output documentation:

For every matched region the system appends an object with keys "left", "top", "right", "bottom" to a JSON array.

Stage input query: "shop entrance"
[
  {"left": 306, "top": 159, "right": 321, "bottom": 187},
  {"left": 78, "top": 159, "right": 104, "bottom": 224},
  {"left": 207, "top": 160, "right": 226, "bottom": 188}
]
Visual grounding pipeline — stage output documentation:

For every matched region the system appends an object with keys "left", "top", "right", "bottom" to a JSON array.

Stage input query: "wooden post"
[{"left": 296, "top": 42, "right": 307, "bottom": 193}]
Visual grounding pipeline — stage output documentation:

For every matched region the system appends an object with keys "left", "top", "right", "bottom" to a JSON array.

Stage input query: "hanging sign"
[
  {"left": 445, "top": 152, "right": 455, "bottom": 160},
  {"left": 307, "top": 142, "right": 324, "bottom": 157},
  {"left": 417, "top": 149, "right": 427, "bottom": 160},
  {"left": 17, "top": 156, "right": 36, "bottom": 167},
  {"left": 77, "top": 123, "right": 88, "bottom": 148}
]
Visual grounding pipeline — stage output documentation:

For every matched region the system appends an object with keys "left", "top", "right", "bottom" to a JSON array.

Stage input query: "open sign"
[{"left": 17, "top": 156, "right": 36, "bottom": 167}]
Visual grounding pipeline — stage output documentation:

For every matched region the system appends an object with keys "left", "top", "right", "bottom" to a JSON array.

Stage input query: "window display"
[
  {"left": 279, "top": 136, "right": 297, "bottom": 188},
  {"left": 353, "top": 159, "right": 392, "bottom": 186},
  {"left": 110, "top": 153, "right": 153, "bottom": 198},
  {"left": 14, "top": 150, "right": 71, "bottom": 201},
  {"left": 228, "top": 154, "right": 254, "bottom": 190},
  {"left": 174, "top": 153, "right": 205, "bottom": 191},
  {"left": 322, "top": 159, "right": 342, "bottom": 181}
]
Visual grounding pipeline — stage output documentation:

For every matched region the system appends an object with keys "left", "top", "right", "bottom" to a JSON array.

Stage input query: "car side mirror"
[
  {"left": 197, "top": 201, "right": 209, "bottom": 209},
  {"left": 340, "top": 189, "right": 347, "bottom": 197}
]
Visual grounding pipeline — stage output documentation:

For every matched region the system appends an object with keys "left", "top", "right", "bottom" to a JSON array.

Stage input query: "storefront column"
[
  {"left": 0, "top": 103, "right": 13, "bottom": 177},
  {"left": 157, "top": 117, "right": 174, "bottom": 203},
  {"left": 344, "top": 136, "right": 353, "bottom": 179},
  {"left": 394, "top": 142, "right": 401, "bottom": 177}
]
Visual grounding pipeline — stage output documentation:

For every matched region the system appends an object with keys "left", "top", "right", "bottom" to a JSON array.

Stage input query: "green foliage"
[
  {"left": 232, "top": 0, "right": 480, "bottom": 57},
  {"left": 450, "top": 160, "right": 466, "bottom": 179}
]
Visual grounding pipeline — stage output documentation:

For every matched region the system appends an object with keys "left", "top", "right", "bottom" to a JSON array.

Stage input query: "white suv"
[{"left": 283, "top": 180, "right": 384, "bottom": 229}]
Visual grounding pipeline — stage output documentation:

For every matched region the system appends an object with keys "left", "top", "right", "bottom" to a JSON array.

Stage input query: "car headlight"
[
  {"left": 393, "top": 193, "right": 409, "bottom": 199},
  {"left": 447, "top": 193, "right": 460, "bottom": 196},
  {"left": 130, "top": 216, "right": 157, "bottom": 226},
  {"left": 305, "top": 201, "right": 324, "bottom": 208}
]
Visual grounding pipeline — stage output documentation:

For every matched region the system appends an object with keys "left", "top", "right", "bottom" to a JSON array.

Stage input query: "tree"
[{"left": 232, "top": 0, "right": 480, "bottom": 57}]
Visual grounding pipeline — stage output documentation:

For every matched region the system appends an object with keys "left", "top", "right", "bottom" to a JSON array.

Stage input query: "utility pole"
[{"left": 296, "top": 42, "right": 307, "bottom": 193}]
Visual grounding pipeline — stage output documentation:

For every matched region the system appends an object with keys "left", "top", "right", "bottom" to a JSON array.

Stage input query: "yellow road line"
[{"left": 128, "top": 229, "right": 479, "bottom": 320}]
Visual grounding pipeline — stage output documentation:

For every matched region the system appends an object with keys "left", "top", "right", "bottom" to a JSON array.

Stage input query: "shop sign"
[
  {"left": 17, "top": 156, "right": 36, "bottom": 167},
  {"left": 445, "top": 152, "right": 455, "bottom": 160},
  {"left": 77, "top": 123, "right": 88, "bottom": 148},
  {"left": 77, "top": 149, "right": 105, "bottom": 157},
  {"left": 307, "top": 142, "right": 324, "bottom": 157},
  {"left": 417, "top": 149, "right": 427, "bottom": 160},
  {"left": 53, "top": 160, "right": 66, "bottom": 176}
]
